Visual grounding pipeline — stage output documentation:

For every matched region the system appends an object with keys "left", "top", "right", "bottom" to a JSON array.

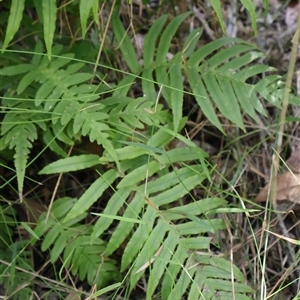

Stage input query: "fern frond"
[
  {"left": 78, "top": 138, "right": 254, "bottom": 298},
  {"left": 2, "top": 123, "right": 37, "bottom": 199},
  {"left": 32, "top": 197, "right": 121, "bottom": 288},
  {"left": 1, "top": 42, "right": 122, "bottom": 170},
  {"left": 116, "top": 13, "right": 300, "bottom": 134}
]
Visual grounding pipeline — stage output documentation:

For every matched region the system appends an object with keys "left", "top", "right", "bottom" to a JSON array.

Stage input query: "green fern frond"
[
  {"left": 113, "top": 13, "right": 282, "bottom": 133},
  {"left": 1, "top": 43, "right": 121, "bottom": 170},
  {"left": 2, "top": 123, "right": 37, "bottom": 199},
  {"left": 64, "top": 235, "right": 120, "bottom": 287},
  {"left": 32, "top": 197, "right": 121, "bottom": 288},
  {"left": 58, "top": 139, "right": 253, "bottom": 298},
  {"left": 0, "top": 87, "right": 47, "bottom": 198}
]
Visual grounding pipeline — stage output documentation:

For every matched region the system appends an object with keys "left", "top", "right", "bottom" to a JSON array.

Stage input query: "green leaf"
[
  {"left": 33, "top": 0, "right": 43, "bottom": 23},
  {"left": 164, "top": 198, "right": 227, "bottom": 217},
  {"left": 130, "top": 220, "right": 169, "bottom": 283},
  {"left": 177, "top": 218, "right": 225, "bottom": 235},
  {"left": 141, "top": 69, "right": 157, "bottom": 101},
  {"left": 2, "top": 0, "right": 25, "bottom": 52},
  {"left": 160, "top": 147, "right": 208, "bottom": 165},
  {"left": 91, "top": 0, "right": 99, "bottom": 27},
  {"left": 20, "top": 222, "right": 39, "bottom": 240},
  {"left": 117, "top": 160, "right": 161, "bottom": 189},
  {"left": 92, "top": 213, "right": 146, "bottom": 224},
  {"left": 231, "top": 80, "right": 258, "bottom": 122},
  {"left": 188, "top": 38, "right": 245, "bottom": 67},
  {"left": 240, "top": 0, "right": 258, "bottom": 36},
  {"left": 182, "top": 28, "right": 203, "bottom": 59},
  {"left": 49, "top": 198, "right": 77, "bottom": 220},
  {"left": 60, "top": 73, "right": 93, "bottom": 86},
  {"left": 39, "top": 154, "right": 100, "bottom": 174},
  {"left": 32, "top": 40, "right": 44, "bottom": 66},
  {"left": 146, "top": 232, "right": 178, "bottom": 298},
  {"left": 99, "top": 137, "right": 120, "bottom": 170},
  {"left": 155, "top": 12, "right": 191, "bottom": 101},
  {"left": 156, "top": 12, "right": 192, "bottom": 64},
  {"left": 91, "top": 187, "right": 131, "bottom": 242},
  {"left": 60, "top": 102, "right": 80, "bottom": 125},
  {"left": 63, "top": 170, "right": 119, "bottom": 222},
  {"left": 201, "top": 44, "right": 255, "bottom": 70},
  {"left": 106, "top": 193, "right": 145, "bottom": 256},
  {"left": 41, "top": 225, "right": 60, "bottom": 251},
  {"left": 180, "top": 236, "right": 211, "bottom": 249},
  {"left": 42, "top": 0, "right": 57, "bottom": 60},
  {"left": 143, "top": 14, "right": 169, "bottom": 67},
  {"left": 121, "top": 173, "right": 204, "bottom": 271},
  {"left": 80, "top": 0, "right": 94, "bottom": 39},
  {"left": 209, "top": 0, "right": 226, "bottom": 33},
  {"left": 202, "top": 73, "right": 244, "bottom": 130},
  {"left": 147, "top": 119, "right": 186, "bottom": 148},
  {"left": 50, "top": 233, "right": 67, "bottom": 263},
  {"left": 161, "top": 244, "right": 188, "bottom": 299},
  {"left": 51, "top": 123, "right": 74, "bottom": 145},
  {"left": 169, "top": 56, "right": 183, "bottom": 131},
  {"left": 233, "top": 65, "right": 274, "bottom": 81},
  {"left": 17, "top": 69, "right": 40, "bottom": 94},
  {"left": 42, "top": 130, "right": 67, "bottom": 158},
  {"left": 36, "top": 80, "right": 57, "bottom": 100},
  {"left": 185, "top": 67, "right": 223, "bottom": 132},
  {"left": 112, "top": 13, "right": 141, "bottom": 74},
  {"left": 0, "top": 64, "right": 34, "bottom": 76},
  {"left": 217, "top": 51, "right": 265, "bottom": 74},
  {"left": 112, "top": 75, "right": 137, "bottom": 96}
]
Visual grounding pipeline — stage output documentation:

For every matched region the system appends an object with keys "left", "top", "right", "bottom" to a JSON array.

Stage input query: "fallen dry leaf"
[
  {"left": 286, "top": 149, "right": 300, "bottom": 173},
  {"left": 255, "top": 172, "right": 300, "bottom": 203}
]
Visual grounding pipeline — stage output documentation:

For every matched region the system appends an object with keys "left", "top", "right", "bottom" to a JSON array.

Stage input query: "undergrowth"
[{"left": 0, "top": 0, "right": 299, "bottom": 299}]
